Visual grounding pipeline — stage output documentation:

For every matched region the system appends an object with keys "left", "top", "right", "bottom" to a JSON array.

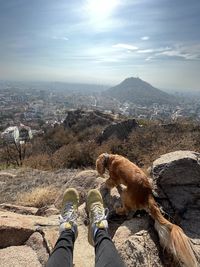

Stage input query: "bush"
[
  {"left": 52, "top": 141, "right": 96, "bottom": 168},
  {"left": 23, "top": 154, "right": 53, "bottom": 170},
  {"left": 16, "top": 186, "right": 58, "bottom": 208},
  {"left": 18, "top": 120, "right": 200, "bottom": 170}
]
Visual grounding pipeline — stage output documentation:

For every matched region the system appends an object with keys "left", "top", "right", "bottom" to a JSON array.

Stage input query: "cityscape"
[{"left": 1, "top": 80, "right": 200, "bottom": 137}]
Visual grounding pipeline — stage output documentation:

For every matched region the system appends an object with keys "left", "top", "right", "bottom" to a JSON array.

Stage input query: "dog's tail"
[{"left": 148, "top": 195, "right": 197, "bottom": 267}]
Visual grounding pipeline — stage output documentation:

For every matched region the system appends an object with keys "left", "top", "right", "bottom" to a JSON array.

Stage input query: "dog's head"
[{"left": 96, "top": 153, "right": 110, "bottom": 177}]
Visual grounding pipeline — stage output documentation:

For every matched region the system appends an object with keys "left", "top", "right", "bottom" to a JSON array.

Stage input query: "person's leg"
[
  {"left": 46, "top": 230, "right": 75, "bottom": 267},
  {"left": 46, "top": 188, "right": 79, "bottom": 267},
  {"left": 86, "top": 189, "right": 125, "bottom": 267},
  {"left": 94, "top": 229, "right": 125, "bottom": 267}
]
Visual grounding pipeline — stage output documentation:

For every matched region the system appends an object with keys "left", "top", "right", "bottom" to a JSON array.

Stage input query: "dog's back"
[{"left": 109, "top": 155, "right": 151, "bottom": 188}]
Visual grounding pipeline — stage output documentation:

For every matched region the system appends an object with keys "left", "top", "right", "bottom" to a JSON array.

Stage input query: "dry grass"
[
  {"left": 23, "top": 154, "right": 53, "bottom": 170},
  {"left": 17, "top": 186, "right": 58, "bottom": 208},
  {"left": 2, "top": 120, "right": 200, "bottom": 170}
]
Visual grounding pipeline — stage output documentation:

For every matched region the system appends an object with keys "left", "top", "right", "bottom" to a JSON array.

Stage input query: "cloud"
[
  {"left": 52, "top": 36, "right": 69, "bottom": 41},
  {"left": 136, "top": 44, "right": 200, "bottom": 61},
  {"left": 141, "top": 36, "right": 149, "bottom": 41},
  {"left": 112, "top": 43, "right": 138, "bottom": 50},
  {"left": 137, "top": 47, "right": 170, "bottom": 54},
  {"left": 137, "top": 49, "right": 154, "bottom": 53},
  {"left": 157, "top": 44, "right": 200, "bottom": 60},
  {"left": 145, "top": 56, "right": 153, "bottom": 61}
]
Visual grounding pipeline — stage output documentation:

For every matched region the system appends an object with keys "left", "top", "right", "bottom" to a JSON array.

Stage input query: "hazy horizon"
[
  {"left": 0, "top": 0, "right": 200, "bottom": 91},
  {"left": 1, "top": 78, "right": 200, "bottom": 94}
]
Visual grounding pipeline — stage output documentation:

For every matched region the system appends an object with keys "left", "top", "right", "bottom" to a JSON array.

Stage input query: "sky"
[{"left": 0, "top": 0, "right": 200, "bottom": 90}]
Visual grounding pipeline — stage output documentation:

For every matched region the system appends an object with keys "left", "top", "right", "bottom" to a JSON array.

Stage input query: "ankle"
[
  {"left": 93, "top": 221, "right": 108, "bottom": 238},
  {"left": 59, "top": 221, "right": 78, "bottom": 238}
]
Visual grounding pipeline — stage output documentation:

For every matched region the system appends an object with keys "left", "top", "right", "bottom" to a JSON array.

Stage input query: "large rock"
[
  {"left": 109, "top": 151, "right": 200, "bottom": 267},
  {"left": 0, "top": 208, "right": 59, "bottom": 266},
  {"left": 151, "top": 150, "right": 200, "bottom": 186},
  {"left": 113, "top": 217, "right": 174, "bottom": 267},
  {"left": 0, "top": 210, "right": 58, "bottom": 249},
  {"left": 0, "top": 245, "right": 41, "bottom": 267},
  {"left": 151, "top": 150, "right": 200, "bottom": 257},
  {"left": 26, "top": 232, "right": 49, "bottom": 266},
  {"left": 96, "top": 119, "right": 138, "bottom": 144}
]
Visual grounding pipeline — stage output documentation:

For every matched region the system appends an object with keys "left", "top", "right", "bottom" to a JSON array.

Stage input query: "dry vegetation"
[
  {"left": 16, "top": 186, "right": 58, "bottom": 208},
  {"left": 1, "top": 119, "right": 200, "bottom": 170},
  {"left": 27, "top": 121, "right": 200, "bottom": 169},
  {"left": 1, "top": 119, "right": 200, "bottom": 208},
  {"left": 0, "top": 168, "right": 79, "bottom": 205}
]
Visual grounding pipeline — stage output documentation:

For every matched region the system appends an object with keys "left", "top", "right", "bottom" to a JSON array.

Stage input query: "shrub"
[
  {"left": 52, "top": 141, "right": 96, "bottom": 168},
  {"left": 17, "top": 186, "right": 58, "bottom": 208},
  {"left": 17, "top": 120, "right": 200, "bottom": 170},
  {"left": 23, "top": 154, "right": 52, "bottom": 170}
]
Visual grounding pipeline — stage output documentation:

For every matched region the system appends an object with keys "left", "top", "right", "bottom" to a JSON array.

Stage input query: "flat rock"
[
  {"left": 0, "top": 203, "right": 38, "bottom": 215},
  {"left": 0, "top": 210, "right": 58, "bottom": 249},
  {"left": 0, "top": 245, "right": 41, "bottom": 267}
]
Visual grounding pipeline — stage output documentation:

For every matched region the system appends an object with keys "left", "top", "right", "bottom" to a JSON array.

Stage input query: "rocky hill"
[
  {"left": 104, "top": 77, "right": 177, "bottom": 105},
  {"left": 0, "top": 151, "right": 200, "bottom": 266},
  {"left": 63, "top": 109, "right": 117, "bottom": 131}
]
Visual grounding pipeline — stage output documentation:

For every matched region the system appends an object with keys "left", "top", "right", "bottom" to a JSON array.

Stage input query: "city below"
[{"left": 1, "top": 79, "right": 200, "bottom": 134}]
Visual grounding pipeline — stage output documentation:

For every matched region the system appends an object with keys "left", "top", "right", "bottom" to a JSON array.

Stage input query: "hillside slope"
[{"left": 104, "top": 77, "right": 177, "bottom": 105}]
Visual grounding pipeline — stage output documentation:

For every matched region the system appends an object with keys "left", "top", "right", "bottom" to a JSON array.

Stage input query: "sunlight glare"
[{"left": 87, "top": 0, "right": 118, "bottom": 20}]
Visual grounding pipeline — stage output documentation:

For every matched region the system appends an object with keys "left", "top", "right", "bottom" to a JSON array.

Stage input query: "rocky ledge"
[{"left": 0, "top": 151, "right": 200, "bottom": 266}]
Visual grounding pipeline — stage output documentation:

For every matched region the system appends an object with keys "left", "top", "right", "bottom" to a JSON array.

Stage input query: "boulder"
[
  {"left": 0, "top": 245, "right": 41, "bottom": 267},
  {"left": 0, "top": 210, "right": 58, "bottom": 250},
  {"left": 151, "top": 150, "right": 200, "bottom": 258},
  {"left": 26, "top": 232, "right": 49, "bottom": 266},
  {"left": 113, "top": 217, "right": 174, "bottom": 267},
  {"left": 151, "top": 150, "right": 200, "bottom": 186},
  {"left": 107, "top": 150, "right": 200, "bottom": 266},
  {"left": 96, "top": 119, "right": 138, "bottom": 144}
]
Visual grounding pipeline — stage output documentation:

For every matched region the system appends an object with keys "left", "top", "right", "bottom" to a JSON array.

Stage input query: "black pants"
[{"left": 46, "top": 229, "right": 125, "bottom": 267}]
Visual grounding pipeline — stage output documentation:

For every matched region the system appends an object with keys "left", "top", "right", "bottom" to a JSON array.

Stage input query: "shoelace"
[
  {"left": 91, "top": 204, "right": 109, "bottom": 224},
  {"left": 59, "top": 202, "right": 77, "bottom": 224}
]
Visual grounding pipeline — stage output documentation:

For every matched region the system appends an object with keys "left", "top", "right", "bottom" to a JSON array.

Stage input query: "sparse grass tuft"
[{"left": 17, "top": 186, "right": 58, "bottom": 208}]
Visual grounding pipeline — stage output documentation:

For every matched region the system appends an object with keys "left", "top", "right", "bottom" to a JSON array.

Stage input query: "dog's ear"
[{"left": 96, "top": 154, "right": 106, "bottom": 177}]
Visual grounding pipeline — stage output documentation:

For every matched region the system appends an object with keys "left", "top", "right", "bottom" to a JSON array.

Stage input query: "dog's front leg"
[{"left": 105, "top": 178, "right": 116, "bottom": 189}]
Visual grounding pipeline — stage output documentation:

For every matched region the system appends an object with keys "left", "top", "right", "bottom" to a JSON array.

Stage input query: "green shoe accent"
[
  {"left": 59, "top": 188, "right": 79, "bottom": 238},
  {"left": 86, "top": 189, "right": 108, "bottom": 246}
]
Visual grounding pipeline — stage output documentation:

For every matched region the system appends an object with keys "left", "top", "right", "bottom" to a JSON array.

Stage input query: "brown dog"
[{"left": 96, "top": 153, "right": 198, "bottom": 267}]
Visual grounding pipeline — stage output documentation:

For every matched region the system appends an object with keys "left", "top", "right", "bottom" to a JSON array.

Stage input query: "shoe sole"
[
  {"left": 86, "top": 189, "right": 104, "bottom": 246},
  {"left": 61, "top": 188, "right": 79, "bottom": 215}
]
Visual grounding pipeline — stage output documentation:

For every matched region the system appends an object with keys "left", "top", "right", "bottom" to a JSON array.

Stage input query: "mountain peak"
[
  {"left": 104, "top": 77, "right": 177, "bottom": 105},
  {"left": 119, "top": 77, "right": 152, "bottom": 88}
]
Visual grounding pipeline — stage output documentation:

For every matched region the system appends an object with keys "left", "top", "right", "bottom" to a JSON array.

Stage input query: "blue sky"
[{"left": 0, "top": 0, "right": 200, "bottom": 90}]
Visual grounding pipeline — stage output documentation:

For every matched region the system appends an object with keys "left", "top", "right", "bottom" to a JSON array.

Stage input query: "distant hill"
[{"left": 104, "top": 77, "right": 177, "bottom": 105}]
